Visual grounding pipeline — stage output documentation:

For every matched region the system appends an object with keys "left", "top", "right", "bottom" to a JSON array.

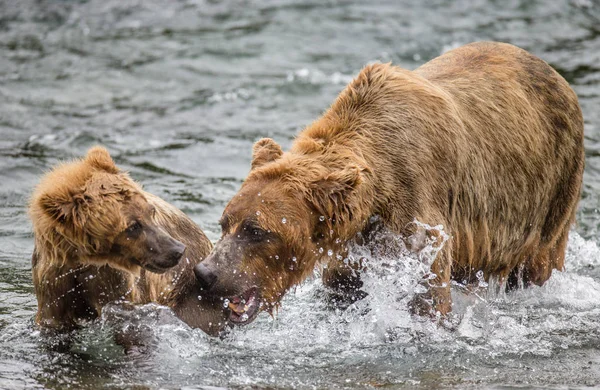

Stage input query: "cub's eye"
[{"left": 126, "top": 221, "right": 142, "bottom": 235}]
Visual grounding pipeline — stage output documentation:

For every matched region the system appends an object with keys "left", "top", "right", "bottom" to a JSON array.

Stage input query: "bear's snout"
[
  {"left": 166, "top": 239, "right": 186, "bottom": 264},
  {"left": 194, "top": 263, "right": 217, "bottom": 290},
  {"left": 147, "top": 237, "right": 186, "bottom": 272}
]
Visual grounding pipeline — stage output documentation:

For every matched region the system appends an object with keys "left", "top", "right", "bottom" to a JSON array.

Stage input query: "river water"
[{"left": 2, "top": 0, "right": 600, "bottom": 388}]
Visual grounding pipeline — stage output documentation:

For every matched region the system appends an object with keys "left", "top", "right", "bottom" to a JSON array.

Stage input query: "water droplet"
[
  {"left": 327, "top": 249, "right": 333, "bottom": 257},
  {"left": 319, "top": 215, "right": 326, "bottom": 222},
  {"left": 197, "top": 295, "right": 202, "bottom": 301},
  {"left": 223, "top": 299, "right": 230, "bottom": 308},
  {"left": 292, "top": 257, "right": 297, "bottom": 262},
  {"left": 241, "top": 313, "right": 249, "bottom": 321},
  {"left": 256, "top": 211, "right": 261, "bottom": 216},
  {"left": 319, "top": 247, "right": 324, "bottom": 254},
  {"left": 258, "top": 192, "right": 261, "bottom": 197},
  {"left": 275, "top": 255, "right": 279, "bottom": 260},
  {"left": 282, "top": 218, "right": 287, "bottom": 224}
]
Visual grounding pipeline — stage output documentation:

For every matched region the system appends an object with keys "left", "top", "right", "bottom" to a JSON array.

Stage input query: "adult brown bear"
[
  {"left": 30, "top": 147, "right": 227, "bottom": 336},
  {"left": 194, "top": 42, "right": 584, "bottom": 325}
]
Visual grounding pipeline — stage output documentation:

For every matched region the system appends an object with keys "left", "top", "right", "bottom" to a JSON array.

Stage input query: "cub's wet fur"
[{"left": 30, "top": 147, "right": 227, "bottom": 336}]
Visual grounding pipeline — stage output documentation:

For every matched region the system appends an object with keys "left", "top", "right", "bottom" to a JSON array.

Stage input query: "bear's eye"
[
  {"left": 312, "top": 231, "right": 325, "bottom": 242},
  {"left": 126, "top": 221, "right": 142, "bottom": 236},
  {"left": 249, "top": 227, "right": 266, "bottom": 242},
  {"left": 241, "top": 221, "right": 266, "bottom": 242}
]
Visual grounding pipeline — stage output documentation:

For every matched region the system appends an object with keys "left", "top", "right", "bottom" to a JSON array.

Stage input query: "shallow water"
[{"left": 2, "top": 0, "right": 600, "bottom": 388}]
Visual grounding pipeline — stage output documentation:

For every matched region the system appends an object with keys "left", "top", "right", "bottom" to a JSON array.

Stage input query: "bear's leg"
[
  {"left": 33, "top": 254, "right": 96, "bottom": 331},
  {"left": 322, "top": 257, "right": 367, "bottom": 306},
  {"left": 409, "top": 247, "right": 452, "bottom": 317},
  {"left": 429, "top": 249, "right": 453, "bottom": 315},
  {"left": 507, "top": 225, "right": 570, "bottom": 291}
]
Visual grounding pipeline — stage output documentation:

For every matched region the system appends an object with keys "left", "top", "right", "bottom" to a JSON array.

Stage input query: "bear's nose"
[
  {"left": 170, "top": 241, "right": 186, "bottom": 262},
  {"left": 194, "top": 263, "right": 217, "bottom": 290}
]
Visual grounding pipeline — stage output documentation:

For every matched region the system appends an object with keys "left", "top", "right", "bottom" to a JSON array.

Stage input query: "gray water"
[{"left": 2, "top": 0, "right": 600, "bottom": 388}]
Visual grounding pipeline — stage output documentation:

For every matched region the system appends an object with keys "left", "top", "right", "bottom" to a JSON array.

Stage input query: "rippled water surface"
[{"left": 2, "top": 0, "right": 600, "bottom": 388}]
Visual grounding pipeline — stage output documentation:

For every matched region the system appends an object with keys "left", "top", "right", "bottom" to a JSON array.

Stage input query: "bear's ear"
[
  {"left": 37, "top": 192, "right": 88, "bottom": 227},
  {"left": 308, "top": 164, "right": 365, "bottom": 226},
  {"left": 251, "top": 138, "right": 283, "bottom": 170},
  {"left": 85, "top": 146, "right": 119, "bottom": 174}
]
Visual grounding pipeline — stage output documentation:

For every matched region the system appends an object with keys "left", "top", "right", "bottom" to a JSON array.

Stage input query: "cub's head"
[
  {"left": 30, "top": 146, "right": 185, "bottom": 274},
  {"left": 194, "top": 138, "right": 367, "bottom": 326}
]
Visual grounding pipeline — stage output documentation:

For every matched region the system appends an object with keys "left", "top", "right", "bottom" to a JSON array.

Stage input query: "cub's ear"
[
  {"left": 251, "top": 138, "right": 283, "bottom": 170},
  {"left": 37, "top": 192, "right": 88, "bottom": 227},
  {"left": 85, "top": 146, "right": 119, "bottom": 174},
  {"left": 308, "top": 164, "right": 366, "bottom": 225}
]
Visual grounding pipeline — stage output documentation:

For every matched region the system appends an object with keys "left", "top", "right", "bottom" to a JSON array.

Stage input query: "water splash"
[{"left": 4, "top": 228, "right": 600, "bottom": 388}]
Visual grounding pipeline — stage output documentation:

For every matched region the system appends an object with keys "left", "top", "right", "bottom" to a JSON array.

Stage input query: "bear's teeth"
[{"left": 228, "top": 302, "right": 245, "bottom": 314}]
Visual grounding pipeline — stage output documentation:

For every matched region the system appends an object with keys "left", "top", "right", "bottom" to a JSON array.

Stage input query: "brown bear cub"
[
  {"left": 30, "top": 147, "right": 227, "bottom": 336},
  {"left": 194, "top": 41, "right": 584, "bottom": 326}
]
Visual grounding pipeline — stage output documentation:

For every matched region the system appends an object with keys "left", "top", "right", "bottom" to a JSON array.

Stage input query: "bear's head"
[
  {"left": 30, "top": 146, "right": 186, "bottom": 274},
  {"left": 194, "top": 138, "right": 368, "bottom": 325}
]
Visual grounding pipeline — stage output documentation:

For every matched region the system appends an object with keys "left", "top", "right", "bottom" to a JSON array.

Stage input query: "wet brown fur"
[
  {"left": 207, "top": 42, "right": 584, "bottom": 316},
  {"left": 30, "top": 147, "right": 226, "bottom": 335}
]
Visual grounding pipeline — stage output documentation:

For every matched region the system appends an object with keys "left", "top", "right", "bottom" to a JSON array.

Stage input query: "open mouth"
[{"left": 226, "top": 287, "right": 261, "bottom": 325}]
